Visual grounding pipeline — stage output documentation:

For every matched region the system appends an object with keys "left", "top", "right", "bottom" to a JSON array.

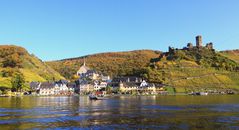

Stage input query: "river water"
[{"left": 0, "top": 95, "right": 239, "bottom": 129}]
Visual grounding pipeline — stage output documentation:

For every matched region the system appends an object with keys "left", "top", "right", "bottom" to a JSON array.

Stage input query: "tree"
[
  {"left": 60, "top": 67, "right": 75, "bottom": 80},
  {"left": 173, "top": 50, "right": 186, "bottom": 60},
  {"left": 11, "top": 73, "right": 25, "bottom": 92},
  {"left": 106, "top": 86, "right": 112, "bottom": 94},
  {"left": 3, "top": 53, "right": 22, "bottom": 68}
]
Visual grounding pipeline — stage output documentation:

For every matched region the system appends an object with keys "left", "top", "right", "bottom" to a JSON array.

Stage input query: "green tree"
[
  {"left": 173, "top": 50, "right": 186, "bottom": 60},
  {"left": 3, "top": 53, "right": 22, "bottom": 68},
  {"left": 60, "top": 66, "right": 75, "bottom": 80},
  {"left": 11, "top": 73, "right": 25, "bottom": 92},
  {"left": 106, "top": 86, "right": 112, "bottom": 94}
]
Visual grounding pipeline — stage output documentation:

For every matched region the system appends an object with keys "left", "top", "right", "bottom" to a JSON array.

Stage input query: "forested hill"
[
  {"left": 46, "top": 50, "right": 161, "bottom": 79},
  {"left": 0, "top": 45, "right": 64, "bottom": 89},
  {"left": 47, "top": 46, "right": 239, "bottom": 93}
]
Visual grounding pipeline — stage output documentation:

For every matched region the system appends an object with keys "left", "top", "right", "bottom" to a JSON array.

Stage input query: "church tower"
[{"left": 83, "top": 58, "right": 86, "bottom": 66}]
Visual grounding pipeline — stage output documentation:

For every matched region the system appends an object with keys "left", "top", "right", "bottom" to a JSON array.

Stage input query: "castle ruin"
[
  {"left": 167, "top": 35, "right": 214, "bottom": 53},
  {"left": 206, "top": 42, "right": 213, "bottom": 50},
  {"left": 187, "top": 43, "right": 193, "bottom": 49}
]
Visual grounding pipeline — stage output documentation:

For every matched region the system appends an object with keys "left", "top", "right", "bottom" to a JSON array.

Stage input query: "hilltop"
[
  {"left": 0, "top": 45, "right": 64, "bottom": 89},
  {"left": 46, "top": 50, "right": 161, "bottom": 79}
]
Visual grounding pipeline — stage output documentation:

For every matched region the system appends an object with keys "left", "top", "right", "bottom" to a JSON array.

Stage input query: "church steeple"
[{"left": 83, "top": 58, "right": 86, "bottom": 66}]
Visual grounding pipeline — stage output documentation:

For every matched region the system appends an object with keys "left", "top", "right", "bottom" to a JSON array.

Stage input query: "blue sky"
[{"left": 0, "top": 0, "right": 239, "bottom": 61}]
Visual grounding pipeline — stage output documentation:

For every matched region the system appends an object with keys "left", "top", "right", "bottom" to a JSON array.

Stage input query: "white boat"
[
  {"left": 189, "top": 92, "right": 208, "bottom": 96},
  {"left": 200, "top": 92, "right": 208, "bottom": 95}
]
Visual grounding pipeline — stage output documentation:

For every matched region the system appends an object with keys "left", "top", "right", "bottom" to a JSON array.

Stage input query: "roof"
[
  {"left": 30, "top": 82, "right": 40, "bottom": 90},
  {"left": 55, "top": 80, "right": 68, "bottom": 85},
  {"left": 86, "top": 70, "right": 97, "bottom": 74},
  {"left": 112, "top": 76, "right": 143, "bottom": 83},
  {"left": 67, "top": 82, "right": 77, "bottom": 88},
  {"left": 77, "top": 79, "right": 89, "bottom": 85},
  {"left": 40, "top": 82, "right": 55, "bottom": 89},
  {"left": 77, "top": 65, "right": 90, "bottom": 74}
]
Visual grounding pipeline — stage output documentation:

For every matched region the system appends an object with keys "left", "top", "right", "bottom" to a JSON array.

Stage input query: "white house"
[
  {"left": 140, "top": 80, "right": 148, "bottom": 87},
  {"left": 93, "top": 81, "right": 107, "bottom": 91},
  {"left": 30, "top": 80, "right": 75, "bottom": 96},
  {"left": 38, "top": 82, "right": 55, "bottom": 96}
]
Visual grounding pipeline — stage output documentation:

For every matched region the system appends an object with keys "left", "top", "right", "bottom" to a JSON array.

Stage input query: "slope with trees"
[
  {"left": 47, "top": 50, "right": 161, "bottom": 80},
  {"left": 0, "top": 45, "right": 64, "bottom": 91}
]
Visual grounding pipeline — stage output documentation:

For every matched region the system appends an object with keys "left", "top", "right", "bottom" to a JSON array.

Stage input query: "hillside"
[
  {"left": 220, "top": 50, "right": 239, "bottom": 63},
  {"left": 0, "top": 45, "right": 64, "bottom": 89},
  {"left": 145, "top": 47, "right": 239, "bottom": 93},
  {"left": 46, "top": 44, "right": 239, "bottom": 93},
  {"left": 46, "top": 50, "right": 161, "bottom": 79}
]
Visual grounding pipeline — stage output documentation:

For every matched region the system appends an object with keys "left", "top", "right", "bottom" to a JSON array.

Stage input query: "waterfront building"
[
  {"left": 77, "top": 79, "right": 94, "bottom": 94},
  {"left": 113, "top": 77, "right": 164, "bottom": 94},
  {"left": 67, "top": 82, "right": 77, "bottom": 94},
  {"left": 54, "top": 80, "right": 69, "bottom": 95},
  {"left": 93, "top": 81, "right": 107, "bottom": 91},
  {"left": 30, "top": 80, "right": 76, "bottom": 96},
  {"left": 38, "top": 82, "right": 55, "bottom": 95},
  {"left": 30, "top": 82, "right": 41, "bottom": 95}
]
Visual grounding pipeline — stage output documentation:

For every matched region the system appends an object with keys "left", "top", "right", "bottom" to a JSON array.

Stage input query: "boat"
[
  {"left": 89, "top": 94, "right": 98, "bottom": 100},
  {"left": 189, "top": 92, "right": 208, "bottom": 96},
  {"left": 199, "top": 92, "right": 208, "bottom": 96},
  {"left": 89, "top": 91, "right": 106, "bottom": 100}
]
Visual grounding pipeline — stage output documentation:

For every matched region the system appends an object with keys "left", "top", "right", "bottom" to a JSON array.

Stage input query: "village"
[
  {"left": 29, "top": 60, "right": 166, "bottom": 96},
  {"left": 28, "top": 35, "right": 228, "bottom": 96}
]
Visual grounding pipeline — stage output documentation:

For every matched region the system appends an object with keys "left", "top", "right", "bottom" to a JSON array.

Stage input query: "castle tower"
[
  {"left": 206, "top": 42, "right": 213, "bottom": 50},
  {"left": 187, "top": 43, "right": 193, "bottom": 49},
  {"left": 196, "top": 35, "right": 202, "bottom": 48}
]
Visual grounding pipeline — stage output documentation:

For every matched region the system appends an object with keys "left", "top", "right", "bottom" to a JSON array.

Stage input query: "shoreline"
[{"left": 0, "top": 93, "right": 237, "bottom": 97}]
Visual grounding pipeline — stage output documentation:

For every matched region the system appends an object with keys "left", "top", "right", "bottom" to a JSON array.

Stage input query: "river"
[{"left": 0, "top": 95, "right": 239, "bottom": 129}]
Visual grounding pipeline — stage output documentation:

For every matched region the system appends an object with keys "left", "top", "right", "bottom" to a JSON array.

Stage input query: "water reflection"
[{"left": 0, "top": 95, "right": 239, "bottom": 129}]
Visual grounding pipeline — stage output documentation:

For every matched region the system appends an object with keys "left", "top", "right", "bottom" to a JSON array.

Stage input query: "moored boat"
[
  {"left": 189, "top": 92, "right": 208, "bottom": 96},
  {"left": 89, "top": 94, "right": 98, "bottom": 100},
  {"left": 199, "top": 92, "right": 208, "bottom": 95},
  {"left": 89, "top": 91, "right": 105, "bottom": 100}
]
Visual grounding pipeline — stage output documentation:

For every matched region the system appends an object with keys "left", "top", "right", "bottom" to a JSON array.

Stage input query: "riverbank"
[{"left": 1, "top": 92, "right": 237, "bottom": 98}]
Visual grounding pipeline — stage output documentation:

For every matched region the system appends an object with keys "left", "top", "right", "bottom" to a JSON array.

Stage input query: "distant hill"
[
  {"left": 0, "top": 45, "right": 64, "bottom": 89},
  {"left": 46, "top": 50, "right": 161, "bottom": 79}
]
